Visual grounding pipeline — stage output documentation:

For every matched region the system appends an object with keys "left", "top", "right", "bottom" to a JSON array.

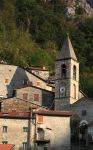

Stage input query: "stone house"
[
  {"left": 0, "top": 110, "right": 72, "bottom": 150},
  {"left": 0, "top": 111, "right": 31, "bottom": 150},
  {"left": 1, "top": 85, "right": 54, "bottom": 112},
  {"left": 32, "top": 109, "right": 72, "bottom": 150},
  {"left": 27, "top": 66, "right": 49, "bottom": 81},
  {"left": 0, "top": 64, "right": 52, "bottom": 98},
  {"left": 15, "top": 86, "right": 54, "bottom": 109},
  {"left": 70, "top": 97, "right": 93, "bottom": 143}
]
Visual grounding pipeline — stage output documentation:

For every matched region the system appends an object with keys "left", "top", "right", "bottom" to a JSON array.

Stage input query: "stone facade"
[
  {"left": 0, "top": 110, "right": 71, "bottom": 150},
  {"left": 69, "top": 97, "right": 93, "bottom": 143},
  {"left": 1, "top": 86, "right": 54, "bottom": 112},
  {"left": 0, "top": 64, "right": 52, "bottom": 98},
  {"left": 31, "top": 110, "right": 71, "bottom": 150},
  {"left": 35, "top": 116, "right": 70, "bottom": 150},
  {"left": 15, "top": 86, "right": 54, "bottom": 108},
  {"left": 1, "top": 98, "right": 35, "bottom": 112},
  {"left": 0, "top": 113, "right": 31, "bottom": 150},
  {"left": 27, "top": 67, "right": 49, "bottom": 80},
  {"left": 55, "top": 36, "right": 79, "bottom": 110},
  {"left": 71, "top": 98, "right": 93, "bottom": 123}
]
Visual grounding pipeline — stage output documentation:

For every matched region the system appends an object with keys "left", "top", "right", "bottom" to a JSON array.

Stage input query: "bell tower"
[{"left": 55, "top": 35, "right": 79, "bottom": 110}]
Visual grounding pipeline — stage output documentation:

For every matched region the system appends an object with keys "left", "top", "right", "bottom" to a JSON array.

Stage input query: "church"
[{"left": 55, "top": 34, "right": 93, "bottom": 144}]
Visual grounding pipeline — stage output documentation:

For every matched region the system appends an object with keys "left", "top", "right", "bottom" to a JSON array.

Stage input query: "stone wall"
[
  {"left": 0, "top": 118, "right": 30, "bottom": 150},
  {"left": 0, "top": 113, "right": 71, "bottom": 150},
  {"left": 0, "top": 64, "right": 52, "bottom": 98},
  {"left": 1, "top": 86, "right": 54, "bottom": 111},
  {"left": 55, "top": 58, "right": 79, "bottom": 110},
  {"left": 1, "top": 98, "right": 33, "bottom": 112},
  {"left": 16, "top": 86, "right": 54, "bottom": 109},
  {"left": 31, "top": 69, "right": 49, "bottom": 80},
  {"left": 32, "top": 115, "right": 71, "bottom": 150}
]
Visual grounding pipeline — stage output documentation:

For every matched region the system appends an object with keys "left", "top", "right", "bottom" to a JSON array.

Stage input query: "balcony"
[{"left": 35, "top": 138, "right": 50, "bottom": 145}]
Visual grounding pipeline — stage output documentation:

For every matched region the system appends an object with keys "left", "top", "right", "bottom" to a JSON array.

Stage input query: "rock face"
[
  {"left": 65, "top": 0, "right": 93, "bottom": 17},
  {"left": 87, "top": 0, "right": 93, "bottom": 7}
]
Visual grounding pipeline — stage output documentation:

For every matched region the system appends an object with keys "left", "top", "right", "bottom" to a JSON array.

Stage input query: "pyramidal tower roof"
[{"left": 57, "top": 35, "right": 77, "bottom": 61}]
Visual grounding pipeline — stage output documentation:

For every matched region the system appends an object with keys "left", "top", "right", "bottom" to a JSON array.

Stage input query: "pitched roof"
[
  {"left": 27, "top": 66, "right": 49, "bottom": 71},
  {"left": 33, "top": 110, "right": 72, "bottom": 116},
  {"left": 0, "top": 111, "right": 30, "bottom": 119},
  {"left": 0, "top": 144, "right": 15, "bottom": 150},
  {"left": 57, "top": 35, "right": 77, "bottom": 61},
  {"left": 71, "top": 97, "right": 93, "bottom": 107}
]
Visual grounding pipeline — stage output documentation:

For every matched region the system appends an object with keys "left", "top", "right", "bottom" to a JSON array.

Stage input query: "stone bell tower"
[{"left": 55, "top": 35, "right": 79, "bottom": 110}]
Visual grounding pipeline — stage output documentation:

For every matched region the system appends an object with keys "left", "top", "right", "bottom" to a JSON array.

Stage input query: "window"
[
  {"left": 82, "top": 110, "right": 87, "bottom": 116},
  {"left": 23, "top": 142, "right": 27, "bottom": 150},
  {"left": 73, "top": 84, "right": 76, "bottom": 99},
  {"left": 23, "top": 127, "right": 28, "bottom": 132},
  {"left": 44, "top": 147, "right": 48, "bottom": 150},
  {"left": 73, "top": 65, "right": 76, "bottom": 80},
  {"left": 12, "top": 90, "right": 16, "bottom": 97},
  {"left": 34, "top": 94, "right": 39, "bottom": 101},
  {"left": 35, "top": 71, "right": 39, "bottom": 76},
  {"left": 37, "top": 128, "right": 45, "bottom": 140},
  {"left": 2, "top": 141, "right": 8, "bottom": 144},
  {"left": 38, "top": 116, "right": 43, "bottom": 123},
  {"left": 3, "top": 126, "right": 7, "bottom": 133},
  {"left": 23, "top": 93, "right": 28, "bottom": 100},
  {"left": 61, "top": 64, "right": 66, "bottom": 79},
  {"left": 23, "top": 79, "right": 28, "bottom": 85},
  {"left": 37, "top": 82, "right": 40, "bottom": 86},
  {"left": 5, "top": 79, "right": 9, "bottom": 84}
]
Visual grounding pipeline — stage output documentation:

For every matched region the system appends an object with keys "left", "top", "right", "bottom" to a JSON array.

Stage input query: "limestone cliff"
[{"left": 65, "top": 0, "right": 93, "bottom": 17}]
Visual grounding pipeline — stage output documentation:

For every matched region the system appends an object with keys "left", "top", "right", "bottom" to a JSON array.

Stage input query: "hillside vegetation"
[{"left": 0, "top": 0, "right": 93, "bottom": 97}]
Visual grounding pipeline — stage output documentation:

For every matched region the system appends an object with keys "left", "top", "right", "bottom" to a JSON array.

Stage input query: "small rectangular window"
[
  {"left": 37, "top": 82, "right": 40, "bottom": 86},
  {"left": 23, "top": 93, "right": 28, "bottom": 100},
  {"left": 23, "top": 142, "right": 27, "bottom": 150},
  {"left": 2, "top": 141, "right": 8, "bottom": 144},
  {"left": 38, "top": 115, "right": 43, "bottom": 123},
  {"left": 44, "top": 147, "right": 48, "bottom": 150},
  {"left": 23, "top": 127, "right": 28, "bottom": 132},
  {"left": 5, "top": 79, "right": 9, "bottom": 84},
  {"left": 82, "top": 110, "right": 87, "bottom": 116},
  {"left": 3, "top": 126, "right": 7, "bottom": 133},
  {"left": 34, "top": 94, "right": 39, "bottom": 101}
]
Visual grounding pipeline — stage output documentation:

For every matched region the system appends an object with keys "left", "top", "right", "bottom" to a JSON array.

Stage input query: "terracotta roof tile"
[
  {"left": 33, "top": 110, "right": 72, "bottom": 116},
  {"left": 0, "top": 111, "right": 30, "bottom": 118},
  {"left": 0, "top": 144, "right": 15, "bottom": 150}
]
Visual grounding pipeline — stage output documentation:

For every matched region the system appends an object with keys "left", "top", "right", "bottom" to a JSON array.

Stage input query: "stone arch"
[
  {"left": 79, "top": 120, "right": 88, "bottom": 145},
  {"left": 37, "top": 128, "right": 45, "bottom": 140}
]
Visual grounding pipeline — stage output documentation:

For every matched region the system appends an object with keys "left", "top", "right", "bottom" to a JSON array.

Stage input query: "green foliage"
[
  {"left": 71, "top": 17, "right": 93, "bottom": 72},
  {"left": 76, "top": 6, "right": 85, "bottom": 15},
  {"left": 80, "top": 73, "right": 93, "bottom": 98},
  {"left": 15, "top": 0, "right": 66, "bottom": 47}
]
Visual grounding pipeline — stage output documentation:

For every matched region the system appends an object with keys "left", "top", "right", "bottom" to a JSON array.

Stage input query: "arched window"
[
  {"left": 73, "top": 65, "right": 76, "bottom": 80},
  {"left": 73, "top": 84, "right": 76, "bottom": 99},
  {"left": 61, "top": 64, "right": 66, "bottom": 79},
  {"left": 37, "top": 128, "right": 45, "bottom": 140}
]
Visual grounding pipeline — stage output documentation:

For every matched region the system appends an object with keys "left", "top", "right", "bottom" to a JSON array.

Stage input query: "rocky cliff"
[{"left": 65, "top": 0, "right": 93, "bottom": 17}]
